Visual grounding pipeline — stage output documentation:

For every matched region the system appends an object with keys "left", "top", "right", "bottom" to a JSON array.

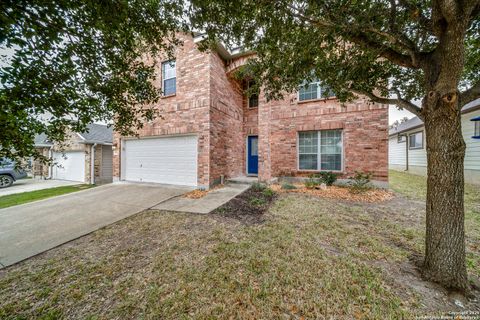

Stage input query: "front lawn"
[
  {"left": 0, "top": 184, "right": 94, "bottom": 209},
  {"left": 0, "top": 171, "right": 479, "bottom": 319}
]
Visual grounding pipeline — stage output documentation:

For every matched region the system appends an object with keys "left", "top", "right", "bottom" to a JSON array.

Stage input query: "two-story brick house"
[{"left": 113, "top": 34, "right": 388, "bottom": 188}]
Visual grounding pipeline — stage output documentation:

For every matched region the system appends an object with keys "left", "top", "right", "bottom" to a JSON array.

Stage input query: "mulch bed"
[
  {"left": 213, "top": 185, "right": 276, "bottom": 224},
  {"left": 270, "top": 184, "right": 394, "bottom": 203}
]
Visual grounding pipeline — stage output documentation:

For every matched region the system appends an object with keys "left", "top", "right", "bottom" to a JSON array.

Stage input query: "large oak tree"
[
  {"left": 0, "top": 0, "right": 182, "bottom": 161},
  {"left": 187, "top": 0, "right": 480, "bottom": 292}
]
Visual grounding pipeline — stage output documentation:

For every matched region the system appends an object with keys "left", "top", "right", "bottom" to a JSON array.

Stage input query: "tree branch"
[
  {"left": 351, "top": 89, "right": 423, "bottom": 118},
  {"left": 460, "top": 81, "right": 480, "bottom": 106},
  {"left": 286, "top": 4, "right": 420, "bottom": 68}
]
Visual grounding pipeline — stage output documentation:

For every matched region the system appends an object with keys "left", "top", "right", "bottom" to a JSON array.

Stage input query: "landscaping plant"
[
  {"left": 350, "top": 171, "right": 373, "bottom": 194},
  {"left": 318, "top": 171, "right": 338, "bottom": 186}
]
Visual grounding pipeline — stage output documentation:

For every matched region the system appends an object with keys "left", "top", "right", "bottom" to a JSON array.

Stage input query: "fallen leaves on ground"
[
  {"left": 184, "top": 185, "right": 224, "bottom": 199},
  {"left": 270, "top": 184, "right": 394, "bottom": 203}
]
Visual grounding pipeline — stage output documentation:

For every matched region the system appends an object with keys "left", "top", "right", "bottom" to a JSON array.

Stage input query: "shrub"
[
  {"left": 304, "top": 174, "right": 320, "bottom": 189},
  {"left": 281, "top": 183, "right": 297, "bottom": 190},
  {"left": 251, "top": 182, "right": 266, "bottom": 192},
  {"left": 350, "top": 171, "right": 373, "bottom": 193},
  {"left": 262, "top": 188, "right": 275, "bottom": 198},
  {"left": 249, "top": 197, "right": 267, "bottom": 206},
  {"left": 318, "top": 171, "right": 338, "bottom": 186}
]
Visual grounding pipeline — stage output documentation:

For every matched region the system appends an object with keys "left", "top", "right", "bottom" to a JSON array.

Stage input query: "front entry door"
[{"left": 247, "top": 136, "right": 258, "bottom": 175}]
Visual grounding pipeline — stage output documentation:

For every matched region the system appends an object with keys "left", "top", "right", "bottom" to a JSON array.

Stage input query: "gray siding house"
[{"left": 388, "top": 99, "right": 480, "bottom": 185}]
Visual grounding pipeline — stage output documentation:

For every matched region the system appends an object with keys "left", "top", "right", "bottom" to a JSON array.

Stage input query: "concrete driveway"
[
  {"left": 0, "top": 178, "right": 80, "bottom": 197},
  {"left": 0, "top": 182, "right": 191, "bottom": 268}
]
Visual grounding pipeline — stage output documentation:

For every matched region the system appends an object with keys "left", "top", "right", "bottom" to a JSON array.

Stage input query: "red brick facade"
[{"left": 113, "top": 34, "right": 388, "bottom": 187}]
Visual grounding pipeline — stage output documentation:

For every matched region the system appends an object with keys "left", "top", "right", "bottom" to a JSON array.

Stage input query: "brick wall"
[
  {"left": 263, "top": 95, "right": 388, "bottom": 181},
  {"left": 113, "top": 33, "right": 389, "bottom": 186},
  {"left": 112, "top": 34, "right": 212, "bottom": 187},
  {"left": 209, "top": 52, "right": 245, "bottom": 184}
]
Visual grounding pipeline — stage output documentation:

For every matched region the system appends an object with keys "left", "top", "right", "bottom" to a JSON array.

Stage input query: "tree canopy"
[
  {"left": 0, "top": 0, "right": 183, "bottom": 161},
  {"left": 188, "top": 0, "right": 479, "bottom": 112}
]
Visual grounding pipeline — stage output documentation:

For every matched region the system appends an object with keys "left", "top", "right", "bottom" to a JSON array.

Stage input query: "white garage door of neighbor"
[
  {"left": 124, "top": 136, "right": 198, "bottom": 187},
  {"left": 52, "top": 151, "right": 86, "bottom": 182}
]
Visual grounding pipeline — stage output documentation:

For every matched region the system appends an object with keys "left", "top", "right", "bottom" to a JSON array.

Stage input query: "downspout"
[
  {"left": 91, "top": 143, "right": 97, "bottom": 184},
  {"left": 405, "top": 135, "right": 409, "bottom": 171},
  {"left": 48, "top": 147, "right": 53, "bottom": 179}
]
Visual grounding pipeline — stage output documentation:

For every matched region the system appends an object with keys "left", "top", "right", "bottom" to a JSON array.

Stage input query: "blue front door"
[{"left": 247, "top": 136, "right": 258, "bottom": 175}]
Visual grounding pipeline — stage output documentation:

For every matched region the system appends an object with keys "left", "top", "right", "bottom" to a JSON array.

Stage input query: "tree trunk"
[{"left": 422, "top": 93, "right": 468, "bottom": 292}]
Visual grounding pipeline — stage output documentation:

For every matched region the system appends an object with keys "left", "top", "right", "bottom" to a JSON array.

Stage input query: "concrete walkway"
[
  {"left": 154, "top": 183, "right": 250, "bottom": 214},
  {"left": 0, "top": 182, "right": 190, "bottom": 268},
  {"left": 0, "top": 179, "right": 80, "bottom": 197}
]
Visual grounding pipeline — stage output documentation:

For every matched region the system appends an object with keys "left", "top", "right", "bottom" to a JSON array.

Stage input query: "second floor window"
[
  {"left": 162, "top": 60, "right": 176, "bottom": 96},
  {"left": 298, "top": 80, "right": 335, "bottom": 102},
  {"left": 247, "top": 80, "right": 259, "bottom": 108}
]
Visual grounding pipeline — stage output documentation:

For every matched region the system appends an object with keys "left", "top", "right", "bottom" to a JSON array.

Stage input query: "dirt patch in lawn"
[
  {"left": 212, "top": 185, "right": 276, "bottom": 224},
  {"left": 271, "top": 183, "right": 394, "bottom": 203},
  {"left": 183, "top": 184, "right": 224, "bottom": 199}
]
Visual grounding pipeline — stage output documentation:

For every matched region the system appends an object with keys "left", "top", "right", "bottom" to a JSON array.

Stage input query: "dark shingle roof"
[
  {"left": 79, "top": 123, "right": 113, "bottom": 144},
  {"left": 34, "top": 123, "right": 113, "bottom": 146},
  {"left": 389, "top": 98, "right": 480, "bottom": 136}
]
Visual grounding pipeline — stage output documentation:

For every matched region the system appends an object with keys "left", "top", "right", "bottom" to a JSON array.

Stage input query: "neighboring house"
[
  {"left": 113, "top": 34, "right": 389, "bottom": 188},
  {"left": 388, "top": 98, "right": 480, "bottom": 185},
  {"left": 34, "top": 123, "right": 113, "bottom": 184}
]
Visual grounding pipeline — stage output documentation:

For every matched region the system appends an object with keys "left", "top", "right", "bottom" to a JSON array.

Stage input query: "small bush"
[
  {"left": 281, "top": 183, "right": 297, "bottom": 190},
  {"left": 304, "top": 174, "right": 320, "bottom": 189},
  {"left": 318, "top": 171, "right": 338, "bottom": 186},
  {"left": 251, "top": 182, "right": 266, "bottom": 192},
  {"left": 262, "top": 188, "right": 275, "bottom": 198},
  {"left": 350, "top": 171, "right": 373, "bottom": 193},
  {"left": 249, "top": 197, "right": 267, "bottom": 206}
]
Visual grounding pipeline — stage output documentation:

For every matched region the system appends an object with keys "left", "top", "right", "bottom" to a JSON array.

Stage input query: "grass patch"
[
  {"left": 0, "top": 171, "right": 478, "bottom": 318},
  {"left": 0, "top": 184, "right": 94, "bottom": 209}
]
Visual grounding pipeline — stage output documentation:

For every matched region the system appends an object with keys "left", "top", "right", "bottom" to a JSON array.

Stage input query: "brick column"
[{"left": 258, "top": 92, "right": 272, "bottom": 182}]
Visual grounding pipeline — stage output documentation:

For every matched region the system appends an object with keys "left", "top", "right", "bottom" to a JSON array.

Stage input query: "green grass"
[
  {"left": 0, "top": 184, "right": 95, "bottom": 209},
  {"left": 0, "top": 171, "right": 478, "bottom": 318},
  {"left": 389, "top": 169, "right": 480, "bottom": 276}
]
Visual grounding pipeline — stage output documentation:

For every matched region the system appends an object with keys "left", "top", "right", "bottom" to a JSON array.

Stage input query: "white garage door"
[
  {"left": 52, "top": 151, "right": 86, "bottom": 182},
  {"left": 124, "top": 135, "right": 198, "bottom": 187}
]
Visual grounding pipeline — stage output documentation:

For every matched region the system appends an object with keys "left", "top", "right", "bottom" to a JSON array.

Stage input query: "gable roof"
[
  {"left": 34, "top": 133, "right": 53, "bottom": 147},
  {"left": 34, "top": 123, "right": 113, "bottom": 147},
  {"left": 78, "top": 123, "right": 113, "bottom": 144},
  {"left": 389, "top": 98, "right": 480, "bottom": 136}
]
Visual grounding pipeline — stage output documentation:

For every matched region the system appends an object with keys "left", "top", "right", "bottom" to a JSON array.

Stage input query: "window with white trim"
[
  {"left": 408, "top": 131, "right": 423, "bottom": 149},
  {"left": 162, "top": 60, "right": 176, "bottom": 96},
  {"left": 298, "top": 80, "right": 335, "bottom": 102},
  {"left": 298, "top": 130, "right": 342, "bottom": 171}
]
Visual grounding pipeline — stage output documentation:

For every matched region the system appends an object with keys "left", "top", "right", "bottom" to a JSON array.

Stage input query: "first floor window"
[
  {"left": 409, "top": 131, "right": 423, "bottom": 149},
  {"left": 298, "top": 79, "right": 335, "bottom": 102},
  {"left": 162, "top": 60, "right": 176, "bottom": 96},
  {"left": 475, "top": 121, "right": 480, "bottom": 137},
  {"left": 298, "top": 130, "right": 342, "bottom": 171}
]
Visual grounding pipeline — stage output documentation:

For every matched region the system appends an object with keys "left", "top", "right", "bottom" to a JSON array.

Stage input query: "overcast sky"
[{"left": 389, "top": 105, "right": 416, "bottom": 124}]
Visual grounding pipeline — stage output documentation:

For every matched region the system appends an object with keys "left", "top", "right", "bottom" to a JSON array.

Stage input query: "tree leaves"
[{"left": 0, "top": 0, "right": 184, "bottom": 162}]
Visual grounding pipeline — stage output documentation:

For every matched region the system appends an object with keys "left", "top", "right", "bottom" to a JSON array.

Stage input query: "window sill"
[
  {"left": 161, "top": 94, "right": 176, "bottom": 99},
  {"left": 297, "top": 169, "right": 344, "bottom": 174},
  {"left": 297, "top": 96, "right": 337, "bottom": 104},
  {"left": 409, "top": 147, "right": 423, "bottom": 150}
]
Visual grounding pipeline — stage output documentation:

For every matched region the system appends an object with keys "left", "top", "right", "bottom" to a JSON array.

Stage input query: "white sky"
[{"left": 389, "top": 105, "right": 416, "bottom": 124}]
